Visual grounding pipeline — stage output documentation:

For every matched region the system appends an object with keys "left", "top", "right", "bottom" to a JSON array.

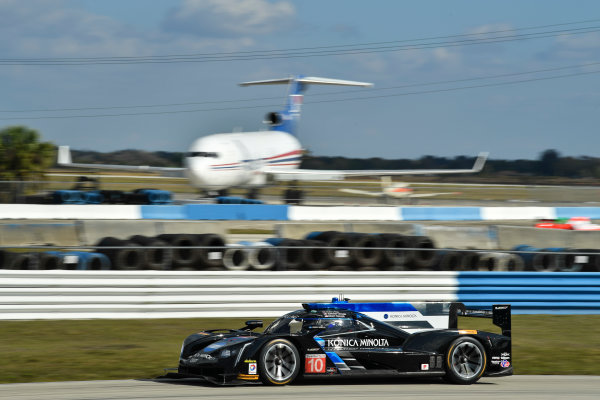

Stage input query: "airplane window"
[{"left": 186, "top": 152, "right": 218, "bottom": 158}]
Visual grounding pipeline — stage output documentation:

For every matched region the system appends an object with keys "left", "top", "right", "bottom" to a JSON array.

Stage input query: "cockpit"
[{"left": 186, "top": 151, "right": 219, "bottom": 158}]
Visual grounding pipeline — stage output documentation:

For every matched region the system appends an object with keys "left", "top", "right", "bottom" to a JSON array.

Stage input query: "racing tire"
[
  {"left": 444, "top": 337, "right": 487, "bottom": 385},
  {"left": 259, "top": 338, "right": 300, "bottom": 386}
]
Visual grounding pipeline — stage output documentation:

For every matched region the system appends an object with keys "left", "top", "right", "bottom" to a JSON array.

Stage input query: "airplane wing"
[
  {"left": 57, "top": 146, "right": 186, "bottom": 177},
  {"left": 339, "top": 188, "right": 386, "bottom": 197},
  {"left": 266, "top": 152, "right": 489, "bottom": 181}
]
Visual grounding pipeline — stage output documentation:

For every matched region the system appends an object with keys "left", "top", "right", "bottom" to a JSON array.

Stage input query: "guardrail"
[{"left": 1, "top": 270, "right": 598, "bottom": 320}]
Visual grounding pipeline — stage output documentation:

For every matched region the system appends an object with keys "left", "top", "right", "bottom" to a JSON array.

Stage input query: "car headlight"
[{"left": 219, "top": 348, "right": 238, "bottom": 359}]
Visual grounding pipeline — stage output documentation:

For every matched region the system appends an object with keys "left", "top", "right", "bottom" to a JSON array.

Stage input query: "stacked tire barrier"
[
  {"left": 2, "top": 231, "right": 600, "bottom": 272},
  {"left": 0, "top": 250, "right": 110, "bottom": 270}
]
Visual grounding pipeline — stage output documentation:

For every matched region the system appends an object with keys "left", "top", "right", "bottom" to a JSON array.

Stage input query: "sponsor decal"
[
  {"left": 306, "top": 348, "right": 320, "bottom": 352},
  {"left": 322, "top": 312, "right": 347, "bottom": 318},
  {"left": 421, "top": 363, "right": 429, "bottom": 371},
  {"left": 501, "top": 352, "right": 510, "bottom": 359},
  {"left": 326, "top": 338, "right": 389, "bottom": 348},
  {"left": 305, "top": 354, "right": 326, "bottom": 373},
  {"left": 244, "top": 359, "right": 256, "bottom": 363},
  {"left": 500, "top": 360, "right": 511, "bottom": 368},
  {"left": 248, "top": 363, "right": 257, "bottom": 375}
]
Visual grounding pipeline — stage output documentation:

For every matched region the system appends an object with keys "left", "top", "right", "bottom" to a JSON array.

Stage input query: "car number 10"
[{"left": 305, "top": 354, "right": 326, "bottom": 373}]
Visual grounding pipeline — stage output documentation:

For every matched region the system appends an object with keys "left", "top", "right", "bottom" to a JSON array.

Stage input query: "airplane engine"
[{"left": 264, "top": 111, "right": 283, "bottom": 126}]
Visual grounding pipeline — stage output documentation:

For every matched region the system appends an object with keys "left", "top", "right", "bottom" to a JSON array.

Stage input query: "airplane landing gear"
[{"left": 283, "top": 181, "right": 303, "bottom": 205}]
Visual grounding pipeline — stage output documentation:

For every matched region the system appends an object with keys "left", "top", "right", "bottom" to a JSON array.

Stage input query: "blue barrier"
[
  {"left": 399, "top": 207, "right": 482, "bottom": 221},
  {"left": 555, "top": 207, "right": 600, "bottom": 220},
  {"left": 457, "top": 272, "right": 600, "bottom": 314},
  {"left": 142, "top": 204, "right": 289, "bottom": 220}
]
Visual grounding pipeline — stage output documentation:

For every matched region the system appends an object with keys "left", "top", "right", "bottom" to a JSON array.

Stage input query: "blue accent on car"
[
  {"left": 326, "top": 352, "right": 344, "bottom": 364},
  {"left": 305, "top": 302, "right": 418, "bottom": 312}
]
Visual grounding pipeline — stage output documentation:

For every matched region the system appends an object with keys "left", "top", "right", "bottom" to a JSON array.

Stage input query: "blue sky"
[{"left": 1, "top": 0, "right": 600, "bottom": 160}]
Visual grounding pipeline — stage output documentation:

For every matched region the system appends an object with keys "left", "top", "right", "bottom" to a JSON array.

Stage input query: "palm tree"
[{"left": 0, "top": 126, "right": 55, "bottom": 202}]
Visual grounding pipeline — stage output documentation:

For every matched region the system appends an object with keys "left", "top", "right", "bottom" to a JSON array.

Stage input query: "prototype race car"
[{"left": 177, "top": 299, "right": 512, "bottom": 385}]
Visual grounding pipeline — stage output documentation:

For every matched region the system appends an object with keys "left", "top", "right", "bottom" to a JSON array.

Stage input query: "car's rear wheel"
[
  {"left": 444, "top": 337, "right": 487, "bottom": 384},
  {"left": 259, "top": 339, "right": 300, "bottom": 385}
]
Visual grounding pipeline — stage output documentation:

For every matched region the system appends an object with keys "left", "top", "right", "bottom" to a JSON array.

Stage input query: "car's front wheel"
[
  {"left": 444, "top": 337, "right": 487, "bottom": 384},
  {"left": 259, "top": 338, "right": 300, "bottom": 385}
]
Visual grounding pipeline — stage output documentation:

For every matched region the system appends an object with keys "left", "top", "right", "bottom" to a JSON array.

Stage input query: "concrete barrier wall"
[
  {"left": 1, "top": 270, "right": 598, "bottom": 320},
  {"left": 3, "top": 204, "right": 600, "bottom": 222}
]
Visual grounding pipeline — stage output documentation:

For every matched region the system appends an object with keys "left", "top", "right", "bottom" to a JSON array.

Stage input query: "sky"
[{"left": 1, "top": 0, "right": 600, "bottom": 161}]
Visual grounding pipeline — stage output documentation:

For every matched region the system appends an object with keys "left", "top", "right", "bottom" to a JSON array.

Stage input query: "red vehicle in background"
[{"left": 535, "top": 217, "right": 600, "bottom": 231}]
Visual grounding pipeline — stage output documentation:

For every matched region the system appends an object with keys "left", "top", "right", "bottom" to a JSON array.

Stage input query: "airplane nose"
[{"left": 185, "top": 157, "right": 209, "bottom": 187}]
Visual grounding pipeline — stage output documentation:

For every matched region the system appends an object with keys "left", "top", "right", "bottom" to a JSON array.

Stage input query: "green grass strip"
[{"left": 1, "top": 315, "right": 599, "bottom": 383}]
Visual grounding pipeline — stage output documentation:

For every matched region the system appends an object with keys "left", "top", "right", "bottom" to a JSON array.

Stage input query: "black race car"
[{"left": 177, "top": 299, "right": 512, "bottom": 385}]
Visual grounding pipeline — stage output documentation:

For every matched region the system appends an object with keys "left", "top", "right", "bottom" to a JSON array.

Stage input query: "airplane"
[
  {"left": 57, "top": 75, "right": 488, "bottom": 202},
  {"left": 339, "top": 176, "right": 461, "bottom": 201}
]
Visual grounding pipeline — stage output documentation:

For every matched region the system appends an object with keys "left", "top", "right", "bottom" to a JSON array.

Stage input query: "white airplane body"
[
  {"left": 58, "top": 75, "right": 488, "bottom": 195},
  {"left": 185, "top": 130, "right": 302, "bottom": 190}
]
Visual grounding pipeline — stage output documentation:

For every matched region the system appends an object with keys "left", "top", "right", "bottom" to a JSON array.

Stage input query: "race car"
[
  {"left": 535, "top": 216, "right": 600, "bottom": 231},
  {"left": 176, "top": 299, "right": 512, "bottom": 385}
]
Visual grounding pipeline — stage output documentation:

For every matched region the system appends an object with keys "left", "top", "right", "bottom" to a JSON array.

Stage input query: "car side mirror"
[{"left": 243, "top": 320, "right": 263, "bottom": 331}]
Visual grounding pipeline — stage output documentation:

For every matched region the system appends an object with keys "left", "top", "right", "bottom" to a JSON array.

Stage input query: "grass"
[{"left": 1, "top": 315, "right": 599, "bottom": 383}]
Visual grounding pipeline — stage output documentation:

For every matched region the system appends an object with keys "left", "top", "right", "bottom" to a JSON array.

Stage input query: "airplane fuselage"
[{"left": 184, "top": 130, "right": 302, "bottom": 190}]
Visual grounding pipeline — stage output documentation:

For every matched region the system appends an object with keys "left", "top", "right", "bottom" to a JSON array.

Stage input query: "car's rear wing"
[
  {"left": 449, "top": 303, "right": 511, "bottom": 337},
  {"left": 303, "top": 299, "right": 511, "bottom": 336}
]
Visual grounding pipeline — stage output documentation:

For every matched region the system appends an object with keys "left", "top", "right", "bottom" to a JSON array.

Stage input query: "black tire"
[
  {"left": 407, "top": 236, "right": 439, "bottom": 270},
  {"left": 39, "top": 252, "right": 63, "bottom": 270},
  {"left": 259, "top": 338, "right": 300, "bottom": 385},
  {"left": 129, "top": 235, "right": 173, "bottom": 270},
  {"left": 309, "top": 231, "right": 353, "bottom": 266},
  {"left": 301, "top": 240, "right": 329, "bottom": 270},
  {"left": 347, "top": 233, "right": 383, "bottom": 268},
  {"left": 7, "top": 253, "right": 40, "bottom": 270},
  {"left": 157, "top": 234, "right": 200, "bottom": 269},
  {"left": 274, "top": 239, "right": 304, "bottom": 270},
  {"left": 438, "top": 251, "right": 463, "bottom": 271},
  {"left": 95, "top": 237, "right": 143, "bottom": 270},
  {"left": 444, "top": 337, "right": 487, "bottom": 384},
  {"left": 459, "top": 251, "right": 482, "bottom": 271},
  {"left": 377, "top": 233, "right": 411, "bottom": 268},
  {"left": 195, "top": 234, "right": 226, "bottom": 268},
  {"left": 573, "top": 249, "right": 600, "bottom": 272}
]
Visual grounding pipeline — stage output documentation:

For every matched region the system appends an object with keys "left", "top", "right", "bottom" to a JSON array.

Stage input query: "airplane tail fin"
[{"left": 239, "top": 76, "right": 372, "bottom": 136}]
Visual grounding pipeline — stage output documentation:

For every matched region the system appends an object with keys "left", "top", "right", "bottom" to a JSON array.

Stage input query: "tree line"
[{"left": 1, "top": 125, "right": 600, "bottom": 183}]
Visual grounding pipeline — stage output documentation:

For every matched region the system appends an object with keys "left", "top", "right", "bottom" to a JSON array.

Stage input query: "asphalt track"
[{"left": 1, "top": 376, "right": 598, "bottom": 400}]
